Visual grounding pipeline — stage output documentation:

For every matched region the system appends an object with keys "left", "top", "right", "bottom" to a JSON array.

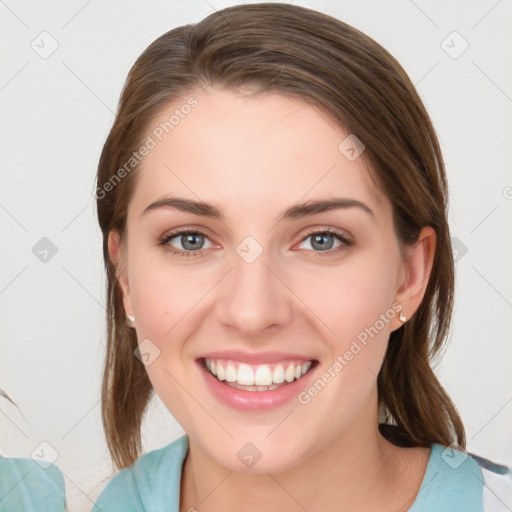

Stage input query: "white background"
[{"left": 1, "top": 1, "right": 511, "bottom": 510}]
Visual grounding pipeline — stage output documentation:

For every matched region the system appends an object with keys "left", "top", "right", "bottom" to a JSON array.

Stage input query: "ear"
[
  {"left": 108, "top": 230, "right": 135, "bottom": 318},
  {"left": 391, "top": 226, "right": 436, "bottom": 332}
]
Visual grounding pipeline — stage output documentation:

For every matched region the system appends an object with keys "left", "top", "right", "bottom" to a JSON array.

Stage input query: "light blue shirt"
[
  {"left": 93, "top": 435, "right": 512, "bottom": 511},
  {"left": 0, "top": 457, "right": 66, "bottom": 511}
]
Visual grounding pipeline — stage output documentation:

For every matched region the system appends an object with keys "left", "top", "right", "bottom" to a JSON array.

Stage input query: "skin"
[{"left": 108, "top": 88, "right": 435, "bottom": 511}]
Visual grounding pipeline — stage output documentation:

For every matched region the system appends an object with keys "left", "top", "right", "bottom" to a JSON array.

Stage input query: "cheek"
[
  {"left": 127, "top": 256, "right": 202, "bottom": 414},
  {"left": 293, "top": 251, "right": 398, "bottom": 342},
  {"left": 292, "top": 251, "right": 399, "bottom": 401},
  {"left": 128, "top": 246, "right": 202, "bottom": 342},
  {"left": 293, "top": 261, "right": 398, "bottom": 427}
]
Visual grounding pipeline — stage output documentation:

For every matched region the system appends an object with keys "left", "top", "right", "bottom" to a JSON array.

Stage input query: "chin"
[{"left": 204, "top": 433, "right": 311, "bottom": 475}]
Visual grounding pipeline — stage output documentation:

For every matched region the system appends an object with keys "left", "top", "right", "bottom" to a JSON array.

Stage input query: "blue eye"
[
  {"left": 297, "top": 228, "right": 352, "bottom": 258},
  {"left": 159, "top": 230, "right": 213, "bottom": 257},
  {"left": 158, "top": 227, "right": 352, "bottom": 258}
]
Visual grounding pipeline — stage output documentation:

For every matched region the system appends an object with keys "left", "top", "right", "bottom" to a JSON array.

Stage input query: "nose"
[{"left": 215, "top": 243, "right": 293, "bottom": 337}]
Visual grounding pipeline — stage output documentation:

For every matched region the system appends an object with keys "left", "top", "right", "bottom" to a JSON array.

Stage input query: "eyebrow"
[{"left": 141, "top": 196, "right": 375, "bottom": 222}]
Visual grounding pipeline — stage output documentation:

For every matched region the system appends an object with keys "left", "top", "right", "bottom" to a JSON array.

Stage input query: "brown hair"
[{"left": 96, "top": 2, "right": 465, "bottom": 469}]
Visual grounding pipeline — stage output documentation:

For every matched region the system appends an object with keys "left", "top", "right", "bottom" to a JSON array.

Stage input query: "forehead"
[{"left": 128, "top": 88, "right": 388, "bottom": 222}]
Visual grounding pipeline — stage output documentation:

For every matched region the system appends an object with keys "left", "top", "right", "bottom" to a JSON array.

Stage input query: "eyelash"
[{"left": 157, "top": 227, "right": 353, "bottom": 258}]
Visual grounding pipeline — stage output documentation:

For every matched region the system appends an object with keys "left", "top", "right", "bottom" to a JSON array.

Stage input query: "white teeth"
[
  {"left": 226, "top": 382, "right": 283, "bottom": 392},
  {"left": 216, "top": 362, "right": 226, "bottom": 381},
  {"left": 254, "top": 365, "right": 273, "bottom": 386},
  {"left": 204, "top": 358, "right": 314, "bottom": 388},
  {"left": 284, "top": 363, "right": 296, "bottom": 382},
  {"left": 225, "top": 363, "right": 237, "bottom": 382},
  {"left": 238, "top": 363, "right": 255, "bottom": 385},
  {"left": 272, "top": 365, "right": 285, "bottom": 383}
]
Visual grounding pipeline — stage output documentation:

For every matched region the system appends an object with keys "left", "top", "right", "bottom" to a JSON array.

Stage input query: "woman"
[{"left": 92, "top": 3, "right": 511, "bottom": 511}]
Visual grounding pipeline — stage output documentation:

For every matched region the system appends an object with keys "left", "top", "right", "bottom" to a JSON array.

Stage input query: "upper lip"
[{"left": 198, "top": 350, "right": 316, "bottom": 365}]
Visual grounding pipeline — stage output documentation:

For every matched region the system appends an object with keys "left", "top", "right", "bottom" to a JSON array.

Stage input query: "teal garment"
[
  {"left": 0, "top": 457, "right": 66, "bottom": 511},
  {"left": 409, "top": 443, "right": 484, "bottom": 511},
  {"left": 93, "top": 435, "right": 511, "bottom": 511}
]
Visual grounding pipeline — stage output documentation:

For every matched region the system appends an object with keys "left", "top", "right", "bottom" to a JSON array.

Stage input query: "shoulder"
[
  {"left": 92, "top": 434, "right": 189, "bottom": 512},
  {"left": 469, "top": 449, "right": 512, "bottom": 511},
  {"left": 0, "top": 456, "right": 66, "bottom": 512},
  {"left": 410, "top": 443, "right": 512, "bottom": 512}
]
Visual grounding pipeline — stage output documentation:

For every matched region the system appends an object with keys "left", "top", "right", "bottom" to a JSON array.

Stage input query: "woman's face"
[{"left": 109, "top": 88, "right": 432, "bottom": 473}]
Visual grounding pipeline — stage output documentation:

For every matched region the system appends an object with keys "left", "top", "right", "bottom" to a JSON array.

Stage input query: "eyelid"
[
  {"left": 297, "top": 225, "right": 352, "bottom": 244},
  {"left": 158, "top": 227, "right": 218, "bottom": 251},
  {"left": 158, "top": 225, "right": 353, "bottom": 257}
]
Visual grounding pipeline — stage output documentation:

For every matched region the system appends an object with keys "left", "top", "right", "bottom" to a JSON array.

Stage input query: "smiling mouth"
[{"left": 199, "top": 357, "right": 319, "bottom": 392}]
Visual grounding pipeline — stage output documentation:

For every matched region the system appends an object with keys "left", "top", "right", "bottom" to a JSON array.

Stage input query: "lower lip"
[{"left": 196, "top": 359, "right": 318, "bottom": 412}]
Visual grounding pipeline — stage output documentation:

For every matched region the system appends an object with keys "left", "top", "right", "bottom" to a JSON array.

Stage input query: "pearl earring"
[
  {"left": 399, "top": 312, "right": 406, "bottom": 323},
  {"left": 126, "top": 315, "right": 136, "bottom": 328}
]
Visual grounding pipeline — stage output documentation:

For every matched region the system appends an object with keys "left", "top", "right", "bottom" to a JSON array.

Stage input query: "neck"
[{"left": 179, "top": 398, "right": 428, "bottom": 512}]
